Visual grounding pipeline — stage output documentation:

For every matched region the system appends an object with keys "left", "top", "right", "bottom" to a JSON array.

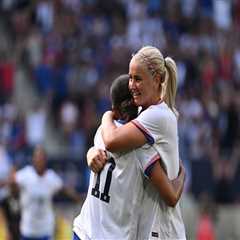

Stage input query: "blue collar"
[{"left": 117, "top": 119, "right": 127, "bottom": 124}]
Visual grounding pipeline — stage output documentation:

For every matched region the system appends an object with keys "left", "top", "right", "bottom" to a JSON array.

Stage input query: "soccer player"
[
  {"left": 73, "top": 74, "right": 185, "bottom": 240},
  {"left": 10, "top": 145, "right": 80, "bottom": 240},
  {"left": 100, "top": 46, "right": 186, "bottom": 239}
]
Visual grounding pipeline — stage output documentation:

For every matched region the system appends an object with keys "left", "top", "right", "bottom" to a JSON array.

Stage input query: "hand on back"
[{"left": 87, "top": 147, "right": 108, "bottom": 173}]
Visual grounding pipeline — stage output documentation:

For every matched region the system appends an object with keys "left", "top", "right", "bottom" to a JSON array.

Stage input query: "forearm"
[
  {"left": 149, "top": 161, "right": 185, "bottom": 207},
  {"left": 153, "top": 178, "right": 180, "bottom": 207},
  {"left": 101, "top": 111, "right": 147, "bottom": 152},
  {"left": 171, "top": 171, "right": 185, "bottom": 204}
]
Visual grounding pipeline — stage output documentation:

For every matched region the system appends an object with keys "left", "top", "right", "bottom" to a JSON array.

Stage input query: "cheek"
[{"left": 142, "top": 80, "right": 152, "bottom": 92}]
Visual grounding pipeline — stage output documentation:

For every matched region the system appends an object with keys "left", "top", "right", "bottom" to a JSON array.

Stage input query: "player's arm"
[
  {"left": 148, "top": 160, "right": 185, "bottom": 207},
  {"left": 7, "top": 168, "right": 20, "bottom": 192},
  {"left": 101, "top": 111, "right": 147, "bottom": 152}
]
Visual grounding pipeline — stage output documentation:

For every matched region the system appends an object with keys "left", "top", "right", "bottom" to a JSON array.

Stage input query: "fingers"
[
  {"left": 87, "top": 147, "right": 108, "bottom": 173},
  {"left": 91, "top": 161, "right": 103, "bottom": 173},
  {"left": 91, "top": 156, "right": 104, "bottom": 173},
  {"left": 99, "top": 150, "right": 107, "bottom": 164}
]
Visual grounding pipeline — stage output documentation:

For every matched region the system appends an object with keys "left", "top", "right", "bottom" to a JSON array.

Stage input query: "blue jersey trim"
[{"left": 131, "top": 120, "right": 154, "bottom": 145}]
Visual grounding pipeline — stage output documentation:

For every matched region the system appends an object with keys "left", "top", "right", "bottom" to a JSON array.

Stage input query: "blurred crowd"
[{"left": 0, "top": 0, "right": 240, "bottom": 239}]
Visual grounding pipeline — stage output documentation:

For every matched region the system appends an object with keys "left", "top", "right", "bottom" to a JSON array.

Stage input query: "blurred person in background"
[
  {"left": 196, "top": 194, "right": 216, "bottom": 240},
  {"left": 10, "top": 145, "right": 80, "bottom": 240},
  {"left": 73, "top": 74, "right": 185, "bottom": 240},
  {"left": 25, "top": 102, "right": 47, "bottom": 150}
]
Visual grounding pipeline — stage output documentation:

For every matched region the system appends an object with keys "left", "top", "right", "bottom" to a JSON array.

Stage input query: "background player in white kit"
[
  {"left": 9, "top": 145, "right": 80, "bottom": 240},
  {"left": 100, "top": 46, "right": 186, "bottom": 239},
  {"left": 73, "top": 74, "right": 185, "bottom": 240}
]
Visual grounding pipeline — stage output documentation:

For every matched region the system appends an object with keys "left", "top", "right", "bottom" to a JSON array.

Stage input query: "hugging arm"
[
  {"left": 148, "top": 160, "right": 185, "bottom": 207},
  {"left": 101, "top": 111, "right": 146, "bottom": 152},
  {"left": 87, "top": 146, "right": 185, "bottom": 207}
]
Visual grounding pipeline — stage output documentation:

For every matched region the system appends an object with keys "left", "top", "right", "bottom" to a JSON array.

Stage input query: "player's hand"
[{"left": 87, "top": 147, "right": 107, "bottom": 173}]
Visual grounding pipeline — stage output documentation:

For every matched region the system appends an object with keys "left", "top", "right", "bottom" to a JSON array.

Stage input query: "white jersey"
[
  {"left": 15, "top": 166, "right": 63, "bottom": 237},
  {"left": 132, "top": 102, "right": 186, "bottom": 240},
  {"left": 73, "top": 121, "right": 145, "bottom": 240}
]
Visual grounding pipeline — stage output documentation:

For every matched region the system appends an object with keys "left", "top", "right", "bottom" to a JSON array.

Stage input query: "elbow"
[
  {"left": 104, "top": 141, "right": 114, "bottom": 152},
  {"left": 105, "top": 143, "right": 120, "bottom": 152},
  {"left": 166, "top": 196, "right": 178, "bottom": 208},
  {"left": 168, "top": 200, "right": 177, "bottom": 208},
  {"left": 104, "top": 138, "right": 117, "bottom": 152},
  {"left": 102, "top": 131, "right": 116, "bottom": 152}
]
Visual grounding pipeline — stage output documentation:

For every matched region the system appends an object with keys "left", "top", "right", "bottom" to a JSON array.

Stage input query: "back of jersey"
[{"left": 73, "top": 123, "right": 144, "bottom": 240}]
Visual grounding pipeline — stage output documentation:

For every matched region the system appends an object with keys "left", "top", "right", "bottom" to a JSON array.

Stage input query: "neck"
[
  {"left": 36, "top": 168, "right": 45, "bottom": 176},
  {"left": 143, "top": 96, "right": 162, "bottom": 110}
]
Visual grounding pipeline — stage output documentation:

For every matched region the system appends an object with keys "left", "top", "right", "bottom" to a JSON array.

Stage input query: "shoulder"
[
  {"left": 17, "top": 165, "right": 33, "bottom": 176},
  {"left": 147, "top": 102, "right": 175, "bottom": 118},
  {"left": 15, "top": 166, "right": 34, "bottom": 184},
  {"left": 135, "top": 102, "right": 176, "bottom": 127}
]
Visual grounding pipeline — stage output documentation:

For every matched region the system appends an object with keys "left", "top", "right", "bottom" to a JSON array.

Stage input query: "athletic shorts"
[{"left": 72, "top": 232, "right": 81, "bottom": 240}]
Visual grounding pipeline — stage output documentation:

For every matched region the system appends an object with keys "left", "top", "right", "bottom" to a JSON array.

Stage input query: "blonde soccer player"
[{"left": 99, "top": 46, "right": 186, "bottom": 239}]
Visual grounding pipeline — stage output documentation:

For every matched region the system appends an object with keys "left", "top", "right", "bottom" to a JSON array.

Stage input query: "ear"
[{"left": 154, "top": 74, "right": 161, "bottom": 86}]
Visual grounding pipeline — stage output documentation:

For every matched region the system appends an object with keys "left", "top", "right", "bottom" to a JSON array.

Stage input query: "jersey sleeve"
[
  {"left": 131, "top": 106, "right": 167, "bottom": 145},
  {"left": 136, "top": 145, "right": 161, "bottom": 178},
  {"left": 93, "top": 125, "right": 105, "bottom": 149}
]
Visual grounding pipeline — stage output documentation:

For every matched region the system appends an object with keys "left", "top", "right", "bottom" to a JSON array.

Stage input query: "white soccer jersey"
[
  {"left": 132, "top": 102, "right": 186, "bottom": 240},
  {"left": 15, "top": 166, "right": 63, "bottom": 237},
  {"left": 73, "top": 121, "right": 145, "bottom": 240}
]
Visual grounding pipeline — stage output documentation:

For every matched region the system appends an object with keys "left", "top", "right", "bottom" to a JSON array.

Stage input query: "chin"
[{"left": 134, "top": 99, "right": 141, "bottom": 107}]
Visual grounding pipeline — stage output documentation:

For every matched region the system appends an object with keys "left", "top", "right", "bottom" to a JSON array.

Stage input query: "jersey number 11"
[{"left": 91, "top": 158, "right": 116, "bottom": 203}]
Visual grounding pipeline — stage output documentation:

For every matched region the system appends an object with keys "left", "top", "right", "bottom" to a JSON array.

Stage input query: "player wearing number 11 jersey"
[
  {"left": 73, "top": 123, "right": 145, "bottom": 240},
  {"left": 73, "top": 75, "right": 143, "bottom": 240}
]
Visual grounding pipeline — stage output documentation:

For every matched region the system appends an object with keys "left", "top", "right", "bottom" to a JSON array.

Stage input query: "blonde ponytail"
[{"left": 163, "top": 57, "right": 178, "bottom": 117}]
